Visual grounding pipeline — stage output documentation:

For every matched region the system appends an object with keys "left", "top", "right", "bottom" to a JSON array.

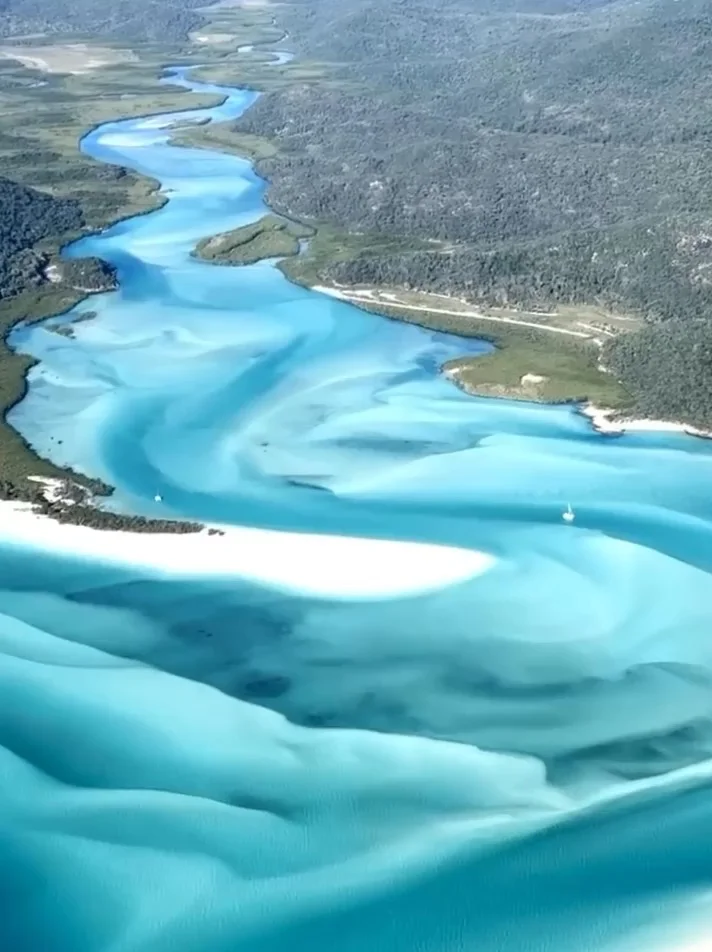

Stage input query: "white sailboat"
[
  {"left": 562, "top": 502, "right": 575, "bottom": 524},
  {"left": 154, "top": 493, "right": 163, "bottom": 503}
]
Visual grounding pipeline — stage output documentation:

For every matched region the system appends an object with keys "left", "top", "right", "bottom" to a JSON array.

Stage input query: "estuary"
[{"left": 1, "top": 57, "right": 711, "bottom": 952}]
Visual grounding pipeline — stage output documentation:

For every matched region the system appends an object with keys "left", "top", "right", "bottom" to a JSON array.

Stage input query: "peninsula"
[{"left": 193, "top": 213, "right": 313, "bottom": 266}]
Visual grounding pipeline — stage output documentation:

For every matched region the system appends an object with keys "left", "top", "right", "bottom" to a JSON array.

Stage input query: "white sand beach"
[
  {"left": 0, "top": 499, "right": 493, "bottom": 600},
  {"left": 582, "top": 404, "right": 712, "bottom": 439}
]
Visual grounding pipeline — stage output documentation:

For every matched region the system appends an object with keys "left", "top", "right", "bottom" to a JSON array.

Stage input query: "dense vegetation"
[
  {"left": 605, "top": 322, "right": 712, "bottom": 426},
  {"left": 234, "top": 0, "right": 712, "bottom": 426},
  {"left": 0, "top": 176, "right": 83, "bottom": 299},
  {"left": 58, "top": 257, "right": 116, "bottom": 291},
  {"left": 0, "top": 0, "right": 204, "bottom": 41}
]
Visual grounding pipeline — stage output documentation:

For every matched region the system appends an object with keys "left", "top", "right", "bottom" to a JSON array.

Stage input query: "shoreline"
[
  {"left": 2, "top": 476, "right": 204, "bottom": 534},
  {"left": 313, "top": 282, "right": 712, "bottom": 441},
  {"left": 0, "top": 89, "right": 211, "bottom": 505},
  {"left": 580, "top": 403, "right": 712, "bottom": 440},
  {"left": 192, "top": 212, "right": 314, "bottom": 266}
]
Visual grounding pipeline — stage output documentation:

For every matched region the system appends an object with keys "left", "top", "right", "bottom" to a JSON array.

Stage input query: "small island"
[{"left": 193, "top": 214, "right": 314, "bottom": 267}]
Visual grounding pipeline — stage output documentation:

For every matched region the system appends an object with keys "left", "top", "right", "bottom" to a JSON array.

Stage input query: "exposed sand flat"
[
  {"left": 0, "top": 44, "right": 136, "bottom": 74},
  {"left": 0, "top": 500, "right": 494, "bottom": 600}
]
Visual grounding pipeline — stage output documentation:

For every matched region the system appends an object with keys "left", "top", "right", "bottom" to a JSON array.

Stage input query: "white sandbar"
[{"left": 0, "top": 501, "right": 494, "bottom": 600}]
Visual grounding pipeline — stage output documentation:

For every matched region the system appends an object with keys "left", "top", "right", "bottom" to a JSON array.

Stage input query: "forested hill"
[
  {"left": 240, "top": 0, "right": 712, "bottom": 321},
  {"left": 0, "top": 177, "right": 84, "bottom": 299},
  {"left": 234, "top": 0, "right": 712, "bottom": 425},
  {"left": 0, "top": 0, "right": 204, "bottom": 41}
]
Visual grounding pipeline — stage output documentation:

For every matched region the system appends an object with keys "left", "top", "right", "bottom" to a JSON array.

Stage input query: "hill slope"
[
  {"left": 235, "top": 0, "right": 712, "bottom": 424},
  {"left": 0, "top": 0, "right": 204, "bottom": 41}
]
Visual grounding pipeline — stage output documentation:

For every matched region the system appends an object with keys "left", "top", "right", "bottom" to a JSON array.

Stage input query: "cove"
[{"left": 0, "top": 55, "right": 711, "bottom": 952}]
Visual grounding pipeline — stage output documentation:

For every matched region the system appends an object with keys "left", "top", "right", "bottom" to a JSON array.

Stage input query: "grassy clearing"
[
  {"left": 194, "top": 213, "right": 314, "bottom": 265},
  {"left": 192, "top": 6, "right": 286, "bottom": 50},
  {"left": 444, "top": 332, "right": 632, "bottom": 408}
]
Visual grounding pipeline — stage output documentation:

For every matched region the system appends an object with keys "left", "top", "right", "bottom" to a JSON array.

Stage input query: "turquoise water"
[{"left": 1, "top": 60, "right": 712, "bottom": 952}]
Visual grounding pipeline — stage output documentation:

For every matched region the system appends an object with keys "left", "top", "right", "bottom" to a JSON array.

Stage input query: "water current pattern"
[{"left": 1, "top": 52, "right": 712, "bottom": 952}]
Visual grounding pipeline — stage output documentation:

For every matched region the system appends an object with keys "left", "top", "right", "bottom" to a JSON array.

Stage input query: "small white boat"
[
  {"left": 154, "top": 494, "right": 163, "bottom": 503},
  {"left": 562, "top": 503, "right": 575, "bottom": 524}
]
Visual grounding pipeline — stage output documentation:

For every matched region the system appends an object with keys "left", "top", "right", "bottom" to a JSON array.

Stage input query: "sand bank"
[{"left": 0, "top": 500, "right": 493, "bottom": 600}]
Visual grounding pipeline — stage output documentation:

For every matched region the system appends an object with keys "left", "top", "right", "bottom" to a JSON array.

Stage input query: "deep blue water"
[{"left": 1, "top": 57, "right": 712, "bottom": 952}]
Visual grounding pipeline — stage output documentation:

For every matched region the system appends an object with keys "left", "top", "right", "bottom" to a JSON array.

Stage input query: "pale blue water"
[{"left": 1, "top": 57, "right": 712, "bottom": 952}]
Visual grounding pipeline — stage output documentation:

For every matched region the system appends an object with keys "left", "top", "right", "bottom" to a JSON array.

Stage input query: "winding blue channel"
[{"left": 1, "top": 56, "right": 712, "bottom": 952}]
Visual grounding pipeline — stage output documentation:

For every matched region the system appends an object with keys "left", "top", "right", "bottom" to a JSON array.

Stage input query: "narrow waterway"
[{"left": 1, "top": 55, "right": 712, "bottom": 952}]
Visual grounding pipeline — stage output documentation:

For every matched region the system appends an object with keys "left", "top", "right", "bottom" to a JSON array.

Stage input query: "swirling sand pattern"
[{"left": 1, "top": 65, "right": 712, "bottom": 952}]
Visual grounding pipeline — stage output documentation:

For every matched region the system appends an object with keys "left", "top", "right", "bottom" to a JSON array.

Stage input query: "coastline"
[
  {"left": 313, "top": 282, "right": 712, "bottom": 441},
  {"left": 3, "top": 476, "right": 204, "bottom": 534}
]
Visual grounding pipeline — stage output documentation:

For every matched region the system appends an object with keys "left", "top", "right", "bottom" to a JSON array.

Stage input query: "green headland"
[{"left": 193, "top": 214, "right": 314, "bottom": 267}]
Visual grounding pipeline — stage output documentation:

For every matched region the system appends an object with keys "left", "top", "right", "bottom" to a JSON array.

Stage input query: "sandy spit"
[{"left": 0, "top": 500, "right": 493, "bottom": 600}]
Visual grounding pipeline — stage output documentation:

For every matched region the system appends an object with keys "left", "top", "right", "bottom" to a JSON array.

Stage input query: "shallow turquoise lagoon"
[{"left": 1, "top": 64, "right": 712, "bottom": 952}]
